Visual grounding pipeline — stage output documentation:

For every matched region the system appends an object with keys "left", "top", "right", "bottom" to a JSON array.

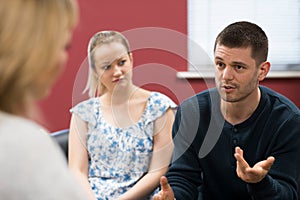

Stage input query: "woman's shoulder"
[
  {"left": 69, "top": 97, "right": 100, "bottom": 124},
  {"left": 0, "top": 113, "right": 88, "bottom": 200},
  {"left": 0, "top": 112, "right": 59, "bottom": 159},
  {"left": 0, "top": 111, "right": 46, "bottom": 135},
  {"left": 148, "top": 91, "right": 177, "bottom": 108},
  {"left": 73, "top": 97, "right": 99, "bottom": 107},
  {"left": 134, "top": 88, "right": 177, "bottom": 108},
  {"left": 141, "top": 91, "right": 177, "bottom": 123},
  {"left": 70, "top": 97, "right": 99, "bottom": 113}
]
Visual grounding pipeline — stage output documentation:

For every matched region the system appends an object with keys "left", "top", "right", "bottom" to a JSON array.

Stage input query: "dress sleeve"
[
  {"left": 70, "top": 98, "right": 98, "bottom": 127},
  {"left": 145, "top": 92, "right": 177, "bottom": 125}
]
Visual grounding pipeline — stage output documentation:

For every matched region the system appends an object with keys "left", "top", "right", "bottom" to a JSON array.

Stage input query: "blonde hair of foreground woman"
[
  {"left": 0, "top": 0, "right": 93, "bottom": 199},
  {"left": 0, "top": 0, "right": 78, "bottom": 117}
]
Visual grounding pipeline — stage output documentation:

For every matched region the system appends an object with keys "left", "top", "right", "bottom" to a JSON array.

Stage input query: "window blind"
[{"left": 188, "top": 0, "right": 300, "bottom": 71}]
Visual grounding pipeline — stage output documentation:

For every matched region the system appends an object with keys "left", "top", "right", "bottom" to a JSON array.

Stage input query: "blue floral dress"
[{"left": 70, "top": 92, "right": 177, "bottom": 200}]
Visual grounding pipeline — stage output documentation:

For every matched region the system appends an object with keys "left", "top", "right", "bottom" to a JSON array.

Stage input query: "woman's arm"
[
  {"left": 68, "top": 114, "right": 97, "bottom": 200},
  {"left": 117, "top": 108, "right": 175, "bottom": 200}
]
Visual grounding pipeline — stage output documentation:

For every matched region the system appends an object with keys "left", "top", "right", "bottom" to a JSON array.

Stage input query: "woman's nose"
[{"left": 113, "top": 65, "right": 122, "bottom": 76}]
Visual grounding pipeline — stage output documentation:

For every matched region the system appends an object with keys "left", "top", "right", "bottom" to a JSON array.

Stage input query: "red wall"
[{"left": 38, "top": 0, "right": 300, "bottom": 132}]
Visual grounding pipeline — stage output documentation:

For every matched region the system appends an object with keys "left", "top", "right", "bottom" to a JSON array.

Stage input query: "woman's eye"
[
  {"left": 102, "top": 65, "right": 111, "bottom": 70},
  {"left": 118, "top": 60, "right": 126, "bottom": 66},
  {"left": 65, "top": 43, "right": 71, "bottom": 51}
]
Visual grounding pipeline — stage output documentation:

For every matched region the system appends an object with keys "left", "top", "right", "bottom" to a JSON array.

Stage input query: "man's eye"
[
  {"left": 235, "top": 65, "right": 245, "bottom": 70},
  {"left": 216, "top": 62, "right": 225, "bottom": 68}
]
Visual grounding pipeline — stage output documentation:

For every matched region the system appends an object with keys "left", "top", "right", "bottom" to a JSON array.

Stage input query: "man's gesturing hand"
[
  {"left": 153, "top": 176, "right": 175, "bottom": 200},
  {"left": 234, "top": 146, "right": 275, "bottom": 183}
]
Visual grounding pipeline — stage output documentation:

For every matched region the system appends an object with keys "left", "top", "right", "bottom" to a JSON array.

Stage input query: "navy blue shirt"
[{"left": 167, "top": 86, "right": 300, "bottom": 200}]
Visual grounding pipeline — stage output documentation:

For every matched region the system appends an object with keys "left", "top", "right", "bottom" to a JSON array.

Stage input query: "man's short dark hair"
[{"left": 214, "top": 21, "right": 268, "bottom": 66}]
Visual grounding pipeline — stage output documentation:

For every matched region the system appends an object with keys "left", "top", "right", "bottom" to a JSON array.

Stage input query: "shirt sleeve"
[
  {"left": 247, "top": 113, "right": 300, "bottom": 199},
  {"left": 166, "top": 97, "right": 203, "bottom": 200}
]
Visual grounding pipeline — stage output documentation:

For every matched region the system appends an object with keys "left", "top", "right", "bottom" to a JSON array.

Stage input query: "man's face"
[{"left": 214, "top": 44, "right": 260, "bottom": 103}]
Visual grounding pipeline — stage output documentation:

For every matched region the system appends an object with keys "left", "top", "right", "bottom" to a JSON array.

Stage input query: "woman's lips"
[{"left": 112, "top": 77, "right": 124, "bottom": 83}]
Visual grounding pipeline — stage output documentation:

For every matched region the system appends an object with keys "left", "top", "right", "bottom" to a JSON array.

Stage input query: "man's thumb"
[{"left": 160, "top": 176, "right": 170, "bottom": 191}]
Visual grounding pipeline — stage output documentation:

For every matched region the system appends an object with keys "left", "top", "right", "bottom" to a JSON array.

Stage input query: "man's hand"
[
  {"left": 234, "top": 146, "right": 275, "bottom": 183},
  {"left": 153, "top": 176, "right": 175, "bottom": 200}
]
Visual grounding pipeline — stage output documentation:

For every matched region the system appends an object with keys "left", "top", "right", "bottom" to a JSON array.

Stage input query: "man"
[{"left": 153, "top": 21, "right": 300, "bottom": 199}]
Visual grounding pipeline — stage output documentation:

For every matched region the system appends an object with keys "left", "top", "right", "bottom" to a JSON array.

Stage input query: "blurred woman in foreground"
[{"left": 0, "top": 0, "right": 89, "bottom": 199}]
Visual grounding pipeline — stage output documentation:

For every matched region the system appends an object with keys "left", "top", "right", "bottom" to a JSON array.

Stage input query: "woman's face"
[{"left": 93, "top": 42, "right": 133, "bottom": 93}]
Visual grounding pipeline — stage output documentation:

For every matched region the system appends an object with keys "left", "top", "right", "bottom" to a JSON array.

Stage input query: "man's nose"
[{"left": 222, "top": 66, "right": 234, "bottom": 80}]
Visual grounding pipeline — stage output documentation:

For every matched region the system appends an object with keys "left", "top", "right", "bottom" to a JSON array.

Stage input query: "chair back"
[{"left": 51, "top": 129, "right": 69, "bottom": 160}]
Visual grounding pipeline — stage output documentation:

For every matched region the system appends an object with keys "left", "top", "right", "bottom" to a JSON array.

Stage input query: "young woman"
[{"left": 69, "top": 31, "right": 176, "bottom": 200}]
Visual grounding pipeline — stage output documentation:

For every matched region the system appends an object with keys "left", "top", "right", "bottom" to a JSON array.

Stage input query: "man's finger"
[
  {"left": 262, "top": 156, "right": 275, "bottom": 170},
  {"left": 153, "top": 194, "right": 160, "bottom": 200},
  {"left": 235, "top": 146, "right": 243, "bottom": 156},
  {"left": 160, "top": 176, "right": 170, "bottom": 191},
  {"left": 234, "top": 147, "right": 250, "bottom": 170}
]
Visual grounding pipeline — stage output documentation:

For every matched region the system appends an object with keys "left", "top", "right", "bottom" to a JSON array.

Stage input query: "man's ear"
[{"left": 258, "top": 61, "right": 270, "bottom": 81}]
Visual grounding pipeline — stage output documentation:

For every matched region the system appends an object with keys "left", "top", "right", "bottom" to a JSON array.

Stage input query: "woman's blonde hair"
[
  {"left": 0, "top": 0, "right": 78, "bottom": 114},
  {"left": 85, "top": 31, "right": 130, "bottom": 97}
]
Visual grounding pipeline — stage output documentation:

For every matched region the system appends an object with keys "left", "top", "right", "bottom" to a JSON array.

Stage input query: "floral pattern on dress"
[{"left": 70, "top": 92, "right": 177, "bottom": 200}]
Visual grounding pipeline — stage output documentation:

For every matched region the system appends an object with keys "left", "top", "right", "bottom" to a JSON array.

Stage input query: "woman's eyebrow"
[{"left": 97, "top": 52, "right": 128, "bottom": 67}]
